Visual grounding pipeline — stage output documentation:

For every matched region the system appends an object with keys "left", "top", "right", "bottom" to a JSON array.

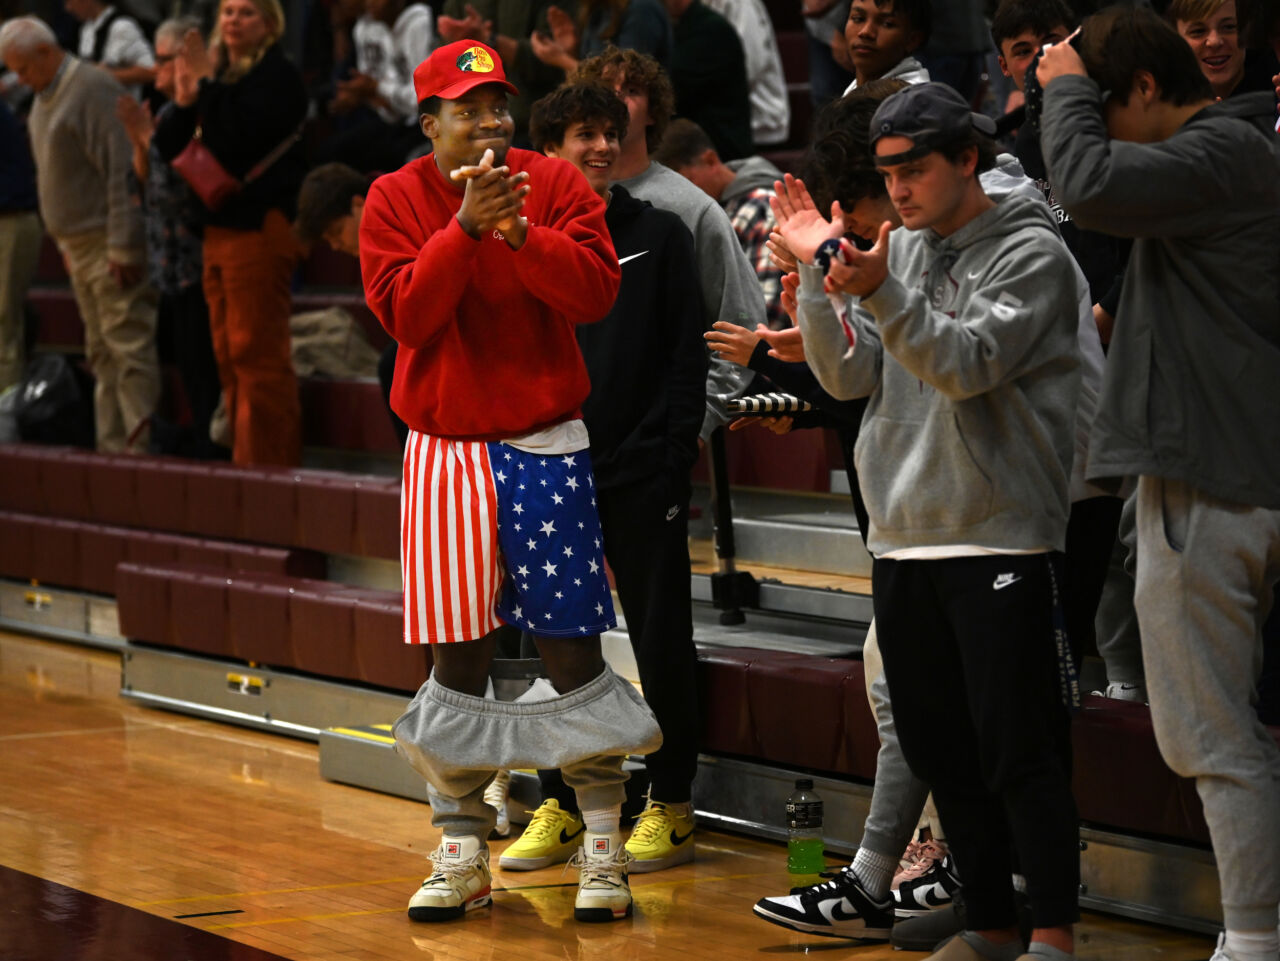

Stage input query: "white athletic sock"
[
  {"left": 438, "top": 834, "right": 484, "bottom": 861},
  {"left": 581, "top": 805, "right": 622, "bottom": 838},
  {"left": 851, "top": 847, "right": 898, "bottom": 901},
  {"left": 1224, "top": 928, "right": 1280, "bottom": 961}
]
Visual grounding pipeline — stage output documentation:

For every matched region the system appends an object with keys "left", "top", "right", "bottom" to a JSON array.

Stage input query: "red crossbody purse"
[{"left": 172, "top": 121, "right": 302, "bottom": 211}]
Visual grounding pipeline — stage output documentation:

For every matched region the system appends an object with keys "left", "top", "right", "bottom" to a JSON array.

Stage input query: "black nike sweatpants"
[
  {"left": 540, "top": 470, "right": 700, "bottom": 808},
  {"left": 873, "top": 553, "right": 1080, "bottom": 931}
]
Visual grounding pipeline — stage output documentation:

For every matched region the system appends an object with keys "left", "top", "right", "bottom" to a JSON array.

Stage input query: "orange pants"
[{"left": 202, "top": 209, "right": 301, "bottom": 466}]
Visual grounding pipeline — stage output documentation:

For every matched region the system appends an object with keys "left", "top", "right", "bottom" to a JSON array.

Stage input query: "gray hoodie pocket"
[{"left": 855, "top": 411, "right": 996, "bottom": 536}]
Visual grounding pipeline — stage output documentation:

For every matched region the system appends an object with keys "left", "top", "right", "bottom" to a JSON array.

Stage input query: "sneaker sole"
[
  {"left": 624, "top": 844, "right": 694, "bottom": 874},
  {"left": 574, "top": 903, "right": 634, "bottom": 922},
  {"left": 407, "top": 891, "right": 492, "bottom": 923},
  {"left": 498, "top": 851, "right": 574, "bottom": 871},
  {"left": 751, "top": 903, "right": 891, "bottom": 941},
  {"left": 894, "top": 904, "right": 952, "bottom": 919}
]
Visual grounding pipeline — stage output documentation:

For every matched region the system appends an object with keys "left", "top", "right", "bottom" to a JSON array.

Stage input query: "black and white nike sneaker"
[
  {"left": 893, "top": 851, "right": 961, "bottom": 919},
  {"left": 753, "top": 867, "right": 894, "bottom": 940}
]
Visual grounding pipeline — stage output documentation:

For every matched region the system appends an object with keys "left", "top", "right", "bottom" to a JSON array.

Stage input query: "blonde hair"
[{"left": 210, "top": 0, "right": 285, "bottom": 81}]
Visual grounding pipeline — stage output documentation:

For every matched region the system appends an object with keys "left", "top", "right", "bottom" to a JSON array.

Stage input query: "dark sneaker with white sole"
[
  {"left": 893, "top": 850, "right": 961, "bottom": 918},
  {"left": 753, "top": 867, "right": 894, "bottom": 941}
]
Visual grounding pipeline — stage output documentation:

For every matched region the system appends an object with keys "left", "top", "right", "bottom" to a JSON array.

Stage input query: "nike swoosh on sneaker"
[
  {"left": 560, "top": 825, "right": 585, "bottom": 845},
  {"left": 921, "top": 884, "right": 953, "bottom": 908},
  {"left": 618, "top": 251, "right": 650, "bottom": 266},
  {"left": 669, "top": 828, "right": 693, "bottom": 846},
  {"left": 828, "top": 900, "right": 865, "bottom": 922}
]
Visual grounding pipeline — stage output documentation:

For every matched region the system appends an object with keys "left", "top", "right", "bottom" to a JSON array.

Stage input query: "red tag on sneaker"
[
  {"left": 445, "top": 842, "right": 461, "bottom": 858},
  {"left": 593, "top": 838, "right": 610, "bottom": 854}
]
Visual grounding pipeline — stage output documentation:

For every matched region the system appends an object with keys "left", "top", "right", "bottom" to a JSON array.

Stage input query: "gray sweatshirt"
[
  {"left": 796, "top": 175, "right": 1081, "bottom": 556},
  {"left": 617, "top": 161, "right": 767, "bottom": 440},
  {"left": 1041, "top": 77, "right": 1280, "bottom": 509},
  {"left": 26, "top": 56, "right": 144, "bottom": 262}
]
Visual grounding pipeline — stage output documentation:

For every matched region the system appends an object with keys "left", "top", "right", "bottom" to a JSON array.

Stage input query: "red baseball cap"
[{"left": 413, "top": 40, "right": 519, "bottom": 103}]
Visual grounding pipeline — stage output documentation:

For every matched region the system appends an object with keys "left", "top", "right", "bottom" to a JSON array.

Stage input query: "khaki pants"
[
  {"left": 57, "top": 230, "right": 160, "bottom": 453},
  {"left": 0, "top": 211, "right": 43, "bottom": 392}
]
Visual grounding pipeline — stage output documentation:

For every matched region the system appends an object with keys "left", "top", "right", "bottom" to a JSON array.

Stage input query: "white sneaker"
[
  {"left": 484, "top": 770, "right": 512, "bottom": 839},
  {"left": 571, "top": 833, "right": 633, "bottom": 922},
  {"left": 1101, "top": 681, "right": 1147, "bottom": 702},
  {"left": 407, "top": 836, "right": 492, "bottom": 922}
]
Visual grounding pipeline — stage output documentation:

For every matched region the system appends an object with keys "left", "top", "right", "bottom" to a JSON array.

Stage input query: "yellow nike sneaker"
[
  {"left": 624, "top": 800, "right": 695, "bottom": 873},
  {"left": 498, "top": 798, "right": 585, "bottom": 870}
]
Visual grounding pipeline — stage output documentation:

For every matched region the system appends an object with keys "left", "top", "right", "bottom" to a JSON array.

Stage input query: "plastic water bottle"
[{"left": 786, "top": 778, "right": 825, "bottom": 875}]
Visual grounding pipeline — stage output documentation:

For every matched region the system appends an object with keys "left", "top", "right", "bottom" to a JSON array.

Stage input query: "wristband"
[{"left": 814, "top": 237, "right": 844, "bottom": 274}]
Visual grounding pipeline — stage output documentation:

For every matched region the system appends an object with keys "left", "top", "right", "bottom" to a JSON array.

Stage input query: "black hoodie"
[{"left": 577, "top": 185, "right": 708, "bottom": 493}]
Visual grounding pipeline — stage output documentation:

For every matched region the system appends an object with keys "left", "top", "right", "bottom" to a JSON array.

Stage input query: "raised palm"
[{"left": 769, "top": 173, "right": 842, "bottom": 265}]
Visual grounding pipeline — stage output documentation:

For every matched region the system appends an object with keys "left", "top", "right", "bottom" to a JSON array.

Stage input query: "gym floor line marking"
[
  {"left": 138, "top": 876, "right": 423, "bottom": 905},
  {"left": 0, "top": 725, "right": 140, "bottom": 741},
  {"left": 209, "top": 906, "right": 405, "bottom": 929},
  {"left": 174, "top": 909, "right": 245, "bottom": 919}
]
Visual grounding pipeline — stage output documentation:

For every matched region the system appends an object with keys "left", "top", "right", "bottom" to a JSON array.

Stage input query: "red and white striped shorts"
[{"left": 400, "top": 430, "right": 614, "bottom": 644}]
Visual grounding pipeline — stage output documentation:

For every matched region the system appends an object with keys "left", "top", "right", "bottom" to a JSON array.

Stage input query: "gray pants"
[
  {"left": 394, "top": 665, "right": 663, "bottom": 840},
  {"left": 1095, "top": 493, "right": 1145, "bottom": 688},
  {"left": 1135, "top": 475, "right": 1280, "bottom": 931},
  {"left": 861, "top": 621, "right": 937, "bottom": 857}
]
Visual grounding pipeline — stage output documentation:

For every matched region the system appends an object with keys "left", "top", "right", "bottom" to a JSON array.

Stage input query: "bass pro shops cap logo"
[{"left": 456, "top": 46, "right": 496, "bottom": 74}]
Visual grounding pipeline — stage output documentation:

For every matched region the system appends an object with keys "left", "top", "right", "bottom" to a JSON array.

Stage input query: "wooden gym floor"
[{"left": 0, "top": 629, "right": 1216, "bottom": 961}]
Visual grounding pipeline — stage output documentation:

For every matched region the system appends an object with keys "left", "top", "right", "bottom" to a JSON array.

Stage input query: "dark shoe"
[
  {"left": 891, "top": 888, "right": 966, "bottom": 951},
  {"left": 753, "top": 867, "right": 893, "bottom": 941},
  {"left": 894, "top": 848, "right": 961, "bottom": 919}
]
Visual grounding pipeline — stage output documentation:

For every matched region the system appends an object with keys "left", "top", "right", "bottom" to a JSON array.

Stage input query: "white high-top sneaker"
[
  {"left": 571, "top": 832, "right": 633, "bottom": 922},
  {"left": 407, "top": 835, "right": 492, "bottom": 922}
]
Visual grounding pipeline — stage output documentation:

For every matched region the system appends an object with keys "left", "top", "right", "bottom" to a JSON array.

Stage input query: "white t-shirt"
[
  {"left": 704, "top": 0, "right": 791, "bottom": 145},
  {"left": 352, "top": 3, "right": 435, "bottom": 125},
  {"left": 78, "top": 6, "right": 155, "bottom": 69}
]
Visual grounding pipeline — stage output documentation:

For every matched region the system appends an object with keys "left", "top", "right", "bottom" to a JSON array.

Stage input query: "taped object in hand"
[{"left": 727, "top": 393, "right": 814, "bottom": 416}]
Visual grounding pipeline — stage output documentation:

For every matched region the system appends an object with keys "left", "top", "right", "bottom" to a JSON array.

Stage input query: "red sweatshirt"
[{"left": 360, "top": 149, "right": 621, "bottom": 440}]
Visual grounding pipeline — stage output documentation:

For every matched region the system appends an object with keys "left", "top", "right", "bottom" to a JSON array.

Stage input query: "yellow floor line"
[{"left": 208, "top": 906, "right": 404, "bottom": 929}]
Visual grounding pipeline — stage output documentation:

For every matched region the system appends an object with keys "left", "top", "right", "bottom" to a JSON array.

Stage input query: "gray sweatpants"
[
  {"left": 393, "top": 665, "right": 663, "bottom": 840},
  {"left": 1134, "top": 475, "right": 1280, "bottom": 931},
  {"left": 861, "top": 621, "right": 937, "bottom": 857},
  {"left": 1095, "top": 492, "right": 1145, "bottom": 688}
]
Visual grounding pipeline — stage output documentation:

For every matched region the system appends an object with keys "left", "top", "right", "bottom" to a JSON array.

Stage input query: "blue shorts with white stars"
[{"left": 488, "top": 442, "right": 617, "bottom": 639}]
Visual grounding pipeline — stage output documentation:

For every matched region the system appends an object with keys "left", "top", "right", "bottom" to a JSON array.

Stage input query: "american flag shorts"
[{"left": 401, "top": 430, "right": 616, "bottom": 644}]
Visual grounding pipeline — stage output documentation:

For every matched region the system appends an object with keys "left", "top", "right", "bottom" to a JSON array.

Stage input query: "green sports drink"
[{"left": 785, "top": 778, "right": 825, "bottom": 875}]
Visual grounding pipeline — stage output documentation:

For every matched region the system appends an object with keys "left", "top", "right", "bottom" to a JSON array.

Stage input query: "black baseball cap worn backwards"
[{"left": 870, "top": 82, "right": 999, "bottom": 167}]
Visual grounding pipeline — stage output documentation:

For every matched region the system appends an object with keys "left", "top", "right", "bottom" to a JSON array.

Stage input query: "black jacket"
[
  {"left": 155, "top": 43, "right": 308, "bottom": 231},
  {"left": 578, "top": 185, "right": 707, "bottom": 493},
  {"left": 671, "top": 0, "right": 753, "bottom": 160},
  {"left": 1013, "top": 112, "right": 1122, "bottom": 308}
]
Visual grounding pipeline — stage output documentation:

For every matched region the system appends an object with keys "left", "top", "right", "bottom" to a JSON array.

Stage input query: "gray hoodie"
[
  {"left": 796, "top": 167, "right": 1082, "bottom": 556},
  {"left": 1041, "top": 78, "right": 1280, "bottom": 509},
  {"left": 722, "top": 155, "right": 783, "bottom": 204}
]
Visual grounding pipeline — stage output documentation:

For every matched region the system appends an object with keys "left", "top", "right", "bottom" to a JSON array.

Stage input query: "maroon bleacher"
[{"left": 4, "top": 440, "right": 1265, "bottom": 852}]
